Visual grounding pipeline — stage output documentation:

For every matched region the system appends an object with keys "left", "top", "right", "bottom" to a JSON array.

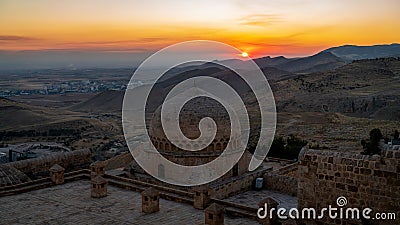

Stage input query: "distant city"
[
  {"left": 0, "top": 68, "right": 149, "bottom": 98},
  {"left": 0, "top": 79, "right": 127, "bottom": 97}
]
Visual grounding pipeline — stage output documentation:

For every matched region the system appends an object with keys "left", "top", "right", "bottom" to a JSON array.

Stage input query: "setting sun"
[{"left": 241, "top": 52, "right": 249, "bottom": 57}]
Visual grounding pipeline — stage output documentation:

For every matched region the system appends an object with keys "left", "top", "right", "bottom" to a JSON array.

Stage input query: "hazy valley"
[{"left": 1, "top": 44, "right": 400, "bottom": 158}]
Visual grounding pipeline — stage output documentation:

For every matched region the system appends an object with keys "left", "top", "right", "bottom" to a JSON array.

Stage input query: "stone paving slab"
[
  {"left": 0, "top": 181, "right": 258, "bottom": 225},
  {"left": 225, "top": 189, "right": 298, "bottom": 211}
]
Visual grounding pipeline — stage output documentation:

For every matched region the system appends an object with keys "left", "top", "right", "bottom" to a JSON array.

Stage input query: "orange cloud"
[
  {"left": 0, "top": 35, "right": 39, "bottom": 41},
  {"left": 239, "top": 14, "right": 281, "bottom": 27}
]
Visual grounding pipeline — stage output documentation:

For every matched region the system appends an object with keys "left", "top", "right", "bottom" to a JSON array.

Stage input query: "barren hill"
[
  {"left": 273, "top": 57, "right": 400, "bottom": 120},
  {"left": 0, "top": 97, "right": 86, "bottom": 131},
  {"left": 254, "top": 56, "right": 293, "bottom": 68},
  {"left": 274, "top": 51, "right": 346, "bottom": 73},
  {"left": 69, "top": 90, "right": 124, "bottom": 114},
  {"left": 67, "top": 57, "right": 400, "bottom": 122}
]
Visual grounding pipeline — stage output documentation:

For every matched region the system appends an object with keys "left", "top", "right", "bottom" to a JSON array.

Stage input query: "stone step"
[
  {"left": 0, "top": 172, "right": 87, "bottom": 196},
  {"left": 225, "top": 206, "right": 258, "bottom": 220},
  {"left": 107, "top": 178, "right": 193, "bottom": 205},
  {"left": 0, "top": 180, "right": 54, "bottom": 197},
  {"left": 103, "top": 174, "right": 193, "bottom": 198}
]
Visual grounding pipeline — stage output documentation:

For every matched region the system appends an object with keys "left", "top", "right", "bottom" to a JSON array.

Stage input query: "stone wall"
[
  {"left": 298, "top": 147, "right": 400, "bottom": 224},
  {"left": 210, "top": 167, "right": 271, "bottom": 199},
  {"left": 264, "top": 163, "right": 298, "bottom": 196},
  {"left": 0, "top": 170, "right": 89, "bottom": 197},
  {"left": 6, "top": 149, "right": 92, "bottom": 177}
]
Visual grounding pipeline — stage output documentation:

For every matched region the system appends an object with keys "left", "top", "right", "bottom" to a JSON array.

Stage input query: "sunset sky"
[{"left": 0, "top": 0, "right": 399, "bottom": 61}]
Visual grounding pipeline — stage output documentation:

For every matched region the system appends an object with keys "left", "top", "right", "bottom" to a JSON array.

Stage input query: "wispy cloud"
[
  {"left": 59, "top": 37, "right": 166, "bottom": 46},
  {"left": 239, "top": 14, "right": 281, "bottom": 27},
  {"left": 0, "top": 35, "right": 38, "bottom": 41}
]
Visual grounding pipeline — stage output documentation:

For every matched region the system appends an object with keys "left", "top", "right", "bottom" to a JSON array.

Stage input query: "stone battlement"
[
  {"left": 5, "top": 149, "right": 92, "bottom": 177},
  {"left": 298, "top": 148, "right": 400, "bottom": 224}
]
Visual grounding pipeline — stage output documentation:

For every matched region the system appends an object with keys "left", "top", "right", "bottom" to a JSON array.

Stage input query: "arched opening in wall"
[
  {"left": 207, "top": 145, "right": 213, "bottom": 151},
  {"left": 158, "top": 164, "right": 165, "bottom": 178},
  {"left": 232, "top": 163, "right": 238, "bottom": 177},
  {"left": 165, "top": 143, "right": 170, "bottom": 151},
  {"left": 160, "top": 142, "right": 165, "bottom": 151},
  {"left": 216, "top": 143, "right": 222, "bottom": 151},
  {"left": 154, "top": 141, "right": 159, "bottom": 149},
  {"left": 223, "top": 142, "right": 228, "bottom": 149}
]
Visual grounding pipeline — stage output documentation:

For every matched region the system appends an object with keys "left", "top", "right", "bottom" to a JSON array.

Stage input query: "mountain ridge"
[
  {"left": 323, "top": 43, "right": 400, "bottom": 61},
  {"left": 1, "top": 43, "right": 398, "bottom": 71}
]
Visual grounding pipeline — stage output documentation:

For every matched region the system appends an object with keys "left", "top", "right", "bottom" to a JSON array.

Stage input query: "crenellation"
[
  {"left": 49, "top": 164, "right": 65, "bottom": 184},
  {"left": 90, "top": 175, "right": 107, "bottom": 198},
  {"left": 141, "top": 187, "right": 160, "bottom": 213}
]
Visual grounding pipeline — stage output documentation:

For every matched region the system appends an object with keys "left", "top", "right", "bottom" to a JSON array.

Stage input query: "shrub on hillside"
[
  {"left": 268, "top": 135, "right": 308, "bottom": 160},
  {"left": 361, "top": 128, "right": 383, "bottom": 155}
]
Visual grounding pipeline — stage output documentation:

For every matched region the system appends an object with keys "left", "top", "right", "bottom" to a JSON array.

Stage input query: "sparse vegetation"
[
  {"left": 394, "top": 130, "right": 399, "bottom": 140},
  {"left": 361, "top": 128, "right": 383, "bottom": 155},
  {"left": 268, "top": 135, "right": 308, "bottom": 160}
]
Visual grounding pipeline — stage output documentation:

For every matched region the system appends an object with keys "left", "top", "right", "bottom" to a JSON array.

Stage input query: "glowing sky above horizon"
[{"left": 0, "top": 0, "right": 399, "bottom": 57}]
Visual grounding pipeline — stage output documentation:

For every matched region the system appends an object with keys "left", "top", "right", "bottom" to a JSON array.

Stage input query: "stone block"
[
  {"left": 142, "top": 187, "right": 160, "bottom": 213},
  {"left": 205, "top": 203, "right": 224, "bottom": 225}
]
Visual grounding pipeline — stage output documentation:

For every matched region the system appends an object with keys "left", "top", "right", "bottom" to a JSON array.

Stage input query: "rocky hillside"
[{"left": 273, "top": 57, "right": 400, "bottom": 120}]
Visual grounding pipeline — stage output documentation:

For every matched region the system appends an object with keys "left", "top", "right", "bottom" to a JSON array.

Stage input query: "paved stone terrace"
[
  {"left": 225, "top": 189, "right": 298, "bottom": 211},
  {"left": 0, "top": 181, "right": 258, "bottom": 225}
]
